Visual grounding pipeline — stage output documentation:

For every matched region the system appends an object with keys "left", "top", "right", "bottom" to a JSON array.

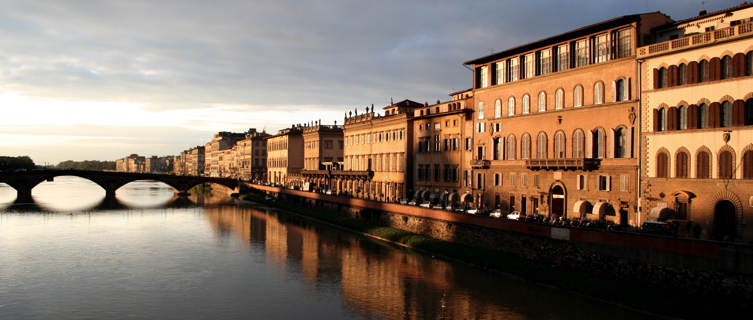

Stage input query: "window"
[
  {"left": 719, "top": 150, "right": 734, "bottom": 179},
  {"left": 614, "top": 128, "right": 626, "bottom": 158},
  {"left": 698, "top": 103, "right": 709, "bottom": 128},
  {"left": 699, "top": 60, "right": 709, "bottom": 82},
  {"left": 465, "top": 138, "right": 472, "bottom": 151},
  {"left": 696, "top": 151, "right": 710, "bottom": 179},
  {"left": 494, "top": 173, "right": 501, "bottom": 186},
  {"left": 615, "top": 79, "right": 625, "bottom": 102},
  {"left": 675, "top": 152, "right": 689, "bottom": 178},
  {"left": 434, "top": 123, "right": 440, "bottom": 130},
  {"left": 555, "top": 88, "right": 564, "bottom": 110},
  {"left": 480, "top": 65, "right": 488, "bottom": 88},
  {"left": 434, "top": 164, "right": 440, "bottom": 182},
  {"left": 657, "top": 67, "right": 667, "bottom": 88},
  {"left": 598, "top": 175, "right": 611, "bottom": 191},
  {"left": 656, "top": 152, "right": 669, "bottom": 178},
  {"left": 554, "top": 131, "right": 566, "bottom": 158},
  {"left": 678, "top": 64, "right": 687, "bottom": 85},
  {"left": 592, "top": 128, "right": 606, "bottom": 158},
  {"left": 509, "top": 58, "right": 519, "bottom": 82},
  {"left": 575, "top": 39, "right": 589, "bottom": 67},
  {"left": 506, "top": 134, "right": 516, "bottom": 160},
  {"left": 617, "top": 28, "right": 632, "bottom": 58},
  {"left": 508, "top": 97, "right": 515, "bottom": 116},
  {"left": 494, "top": 99, "right": 502, "bottom": 118},
  {"left": 522, "top": 94, "right": 530, "bottom": 114},
  {"left": 478, "top": 102, "right": 484, "bottom": 119},
  {"left": 678, "top": 106, "right": 687, "bottom": 130},
  {"left": 521, "top": 174, "right": 528, "bottom": 187},
  {"left": 593, "top": 82, "right": 604, "bottom": 105},
  {"left": 495, "top": 62, "right": 505, "bottom": 85},
  {"left": 536, "top": 132, "right": 548, "bottom": 159},
  {"left": 556, "top": 44, "right": 569, "bottom": 72},
  {"left": 657, "top": 107, "right": 667, "bottom": 131},
  {"left": 620, "top": 176, "right": 629, "bottom": 192},
  {"left": 593, "top": 33, "right": 609, "bottom": 63},
  {"left": 521, "top": 133, "right": 531, "bottom": 159},
  {"left": 540, "top": 49, "right": 552, "bottom": 75},
  {"left": 572, "top": 129, "right": 585, "bottom": 158},
  {"left": 476, "top": 122, "right": 486, "bottom": 133},
  {"left": 747, "top": 99, "right": 753, "bottom": 125},
  {"left": 743, "top": 150, "right": 753, "bottom": 179},
  {"left": 747, "top": 51, "right": 753, "bottom": 76},
  {"left": 721, "top": 101, "right": 732, "bottom": 127},
  {"left": 524, "top": 53, "right": 534, "bottom": 79},
  {"left": 576, "top": 174, "right": 587, "bottom": 190},
  {"left": 574, "top": 85, "right": 583, "bottom": 107},
  {"left": 721, "top": 56, "right": 732, "bottom": 79},
  {"left": 538, "top": 91, "right": 546, "bottom": 112},
  {"left": 493, "top": 137, "right": 501, "bottom": 160}
]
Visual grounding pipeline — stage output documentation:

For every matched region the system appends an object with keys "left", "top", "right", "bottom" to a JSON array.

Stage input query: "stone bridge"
[{"left": 0, "top": 169, "right": 239, "bottom": 204}]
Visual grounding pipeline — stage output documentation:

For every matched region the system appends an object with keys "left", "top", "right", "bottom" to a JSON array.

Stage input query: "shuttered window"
[
  {"left": 536, "top": 132, "right": 548, "bottom": 159},
  {"left": 656, "top": 152, "right": 669, "bottom": 178},
  {"left": 554, "top": 131, "right": 566, "bottom": 158},
  {"left": 719, "top": 150, "right": 734, "bottom": 179},
  {"left": 696, "top": 151, "right": 710, "bottom": 179},
  {"left": 521, "top": 133, "right": 531, "bottom": 159},
  {"left": 743, "top": 150, "right": 753, "bottom": 179},
  {"left": 675, "top": 152, "right": 689, "bottom": 178},
  {"left": 572, "top": 129, "right": 585, "bottom": 158}
]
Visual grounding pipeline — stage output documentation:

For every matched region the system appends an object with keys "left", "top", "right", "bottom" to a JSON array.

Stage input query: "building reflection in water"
[{"left": 202, "top": 205, "right": 640, "bottom": 320}]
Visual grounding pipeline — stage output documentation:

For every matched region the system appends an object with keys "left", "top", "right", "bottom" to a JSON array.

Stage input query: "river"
[{"left": 0, "top": 176, "right": 657, "bottom": 319}]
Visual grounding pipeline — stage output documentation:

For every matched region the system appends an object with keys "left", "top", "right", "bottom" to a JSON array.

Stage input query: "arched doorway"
[
  {"left": 712, "top": 200, "right": 736, "bottom": 241},
  {"left": 550, "top": 185, "right": 565, "bottom": 218}
]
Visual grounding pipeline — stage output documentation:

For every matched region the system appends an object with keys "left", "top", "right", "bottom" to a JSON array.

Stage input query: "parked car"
[
  {"left": 419, "top": 201, "right": 432, "bottom": 208},
  {"left": 325, "top": 189, "right": 333, "bottom": 195},
  {"left": 489, "top": 209, "right": 503, "bottom": 218},
  {"left": 408, "top": 200, "right": 418, "bottom": 206},
  {"left": 454, "top": 206, "right": 466, "bottom": 213},
  {"left": 444, "top": 204, "right": 455, "bottom": 211},
  {"left": 431, "top": 203, "right": 444, "bottom": 210},
  {"left": 506, "top": 211, "right": 521, "bottom": 220},
  {"left": 399, "top": 199, "right": 408, "bottom": 205},
  {"left": 465, "top": 207, "right": 479, "bottom": 215}
]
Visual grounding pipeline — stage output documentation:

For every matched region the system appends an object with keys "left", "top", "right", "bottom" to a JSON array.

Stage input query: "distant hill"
[
  {"left": 56, "top": 160, "right": 115, "bottom": 171},
  {"left": 0, "top": 156, "right": 35, "bottom": 171}
]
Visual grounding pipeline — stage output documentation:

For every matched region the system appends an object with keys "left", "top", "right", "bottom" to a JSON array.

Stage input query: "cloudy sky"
[{"left": 0, "top": 0, "right": 739, "bottom": 164}]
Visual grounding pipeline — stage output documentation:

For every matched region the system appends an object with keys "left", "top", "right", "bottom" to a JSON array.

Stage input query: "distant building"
[
  {"left": 115, "top": 154, "right": 146, "bottom": 173},
  {"left": 145, "top": 156, "right": 173, "bottom": 173},
  {"left": 185, "top": 146, "right": 205, "bottom": 176},
  {"left": 300, "top": 122, "right": 344, "bottom": 191},
  {"left": 232, "top": 129, "right": 270, "bottom": 181},
  {"left": 204, "top": 131, "right": 247, "bottom": 177},
  {"left": 266, "top": 126, "right": 304, "bottom": 186}
]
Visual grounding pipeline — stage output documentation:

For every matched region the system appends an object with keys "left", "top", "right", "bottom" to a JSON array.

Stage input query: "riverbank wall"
[{"left": 245, "top": 183, "right": 753, "bottom": 314}]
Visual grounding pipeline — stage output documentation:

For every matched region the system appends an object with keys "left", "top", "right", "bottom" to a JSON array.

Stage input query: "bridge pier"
[{"left": 13, "top": 186, "right": 34, "bottom": 204}]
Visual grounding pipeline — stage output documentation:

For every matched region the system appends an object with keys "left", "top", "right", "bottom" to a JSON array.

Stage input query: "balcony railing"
[
  {"left": 638, "top": 21, "right": 753, "bottom": 58},
  {"left": 471, "top": 159, "right": 491, "bottom": 168},
  {"left": 525, "top": 158, "right": 600, "bottom": 171}
]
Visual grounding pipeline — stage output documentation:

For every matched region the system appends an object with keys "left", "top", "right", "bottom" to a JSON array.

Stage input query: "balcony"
[
  {"left": 637, "top": 21, "right": 753, "bottom": 58},
  {"left": 471, "top": 159, "right": 491, "bottom": 169},
  {"left": 525, "top": 158, "right": 600, "bottom": 171}
]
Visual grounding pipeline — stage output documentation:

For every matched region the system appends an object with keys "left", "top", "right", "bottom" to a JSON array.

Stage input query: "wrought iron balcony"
[
  {"left": 471, "top": 159, "right": 491, "bottom": 169},
  {"left": 525, "top": 158, "right": 600, "bottom": 171}
]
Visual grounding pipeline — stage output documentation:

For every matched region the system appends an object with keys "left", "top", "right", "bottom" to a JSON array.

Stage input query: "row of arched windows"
[
  {"left": 654, "top": 51, "right": 753, "bottom": 89},
  {"left": 491, "top": 127, "right": 630, "bottom": 160},
  {"left": 489, "top": 78, "right": 629, "bottom": 118},
  {"left": 655, "top": 147, "right": 753, "bottom": 179},
  {"left": 654, "top": 98, "right": 753, "bottom": 132}
]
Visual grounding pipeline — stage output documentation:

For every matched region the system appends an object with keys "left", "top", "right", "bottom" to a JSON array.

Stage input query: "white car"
[
  {"left": 325, "top": 190, "right": 333, "bottom": 195},
  {"left": 506, "top": 211, "right": 521, "bottom": 220},
  {"left": 431, "top": 204, "right": 444, "bottom": 210},
  {"left": 399, "top": 199, "right": 408, "bottom": 205},
  {"left": 490, "top": 209, "right": 503, "bottom": 218},
  {"left": 465, "top": 208, "right": 479, "bottom": 215},
  {"left": 419, "top": 201, "right": 432, "bottom": 208},
  {"left": 408, "top": 200, "right": 418, "bottom": 206}
]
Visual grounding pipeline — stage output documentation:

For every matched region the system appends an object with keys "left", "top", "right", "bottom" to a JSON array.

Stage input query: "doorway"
[
  {"left": 550, "top": 185, "right": 565, "bottom": 218},
  {"left": 712, "top": 200, "right": 736, "bottom": 241}
]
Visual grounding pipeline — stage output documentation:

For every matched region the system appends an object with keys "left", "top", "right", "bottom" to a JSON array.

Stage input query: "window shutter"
[
  {"left": 710, "top": 102, "right": 721, "bottom": 127},
  {"left": 653, "top": 68, "right": 659, "bottom": 89},
  {"left": 733, "top": 53, "right": 745, "bottom": 77},
  {"left": 688, "top": 61, "right": 698, "bottom": 84},
  {"left": 668, "top": 107, "right": 678, "bottom": 130},
  {"left": 669, "top": 65, "right": 678, "bottom": 87},
  {"left": 710, "top": 57, "right": 721, "bottom": 81},
  {"left": 576, "top": 175, "right": 581, "bottom": 190},
  {"left": 688, "top": 104, "right": 699, "bottom": 129},
  {"left": 733, "top": 99, "right": 745, "bottom": 126},
  {"left": 653, "top": 109, "right": 659, "bottom": 131},
  {"left": 606, "top": 175, "right": 612, "bottom": 191}
]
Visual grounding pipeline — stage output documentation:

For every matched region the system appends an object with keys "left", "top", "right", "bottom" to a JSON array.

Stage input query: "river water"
[{"left": 0, "top": 176, "right": 657, "bottom": 319}]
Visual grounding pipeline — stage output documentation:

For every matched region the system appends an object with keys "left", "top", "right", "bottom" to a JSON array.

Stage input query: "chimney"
[{"left": 699, "top": 9, "right": 707, "bottom": 16}]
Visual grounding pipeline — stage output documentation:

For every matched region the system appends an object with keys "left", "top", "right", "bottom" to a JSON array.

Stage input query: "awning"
[
  {"left": 572, "top": 200, "right": 593, "bottom": 216},
  {"left": 460, "top": 192, "right": 472, "bottom": 203},
  {"left": 592, "top": 201, "right": 614, "bottom": 217}
]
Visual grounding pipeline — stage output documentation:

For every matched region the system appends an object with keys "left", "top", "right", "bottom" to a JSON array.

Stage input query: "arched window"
[
  {"left": 699, "top": 60, "right": 709, "bottom": 82},
  {"left": 522, "top": 94, "right": 530, "bottom": 114},
  {"left": 696, "top": 151, "right": 710, "bottom": 179},
  {"left": 747, "top": 51, "right": 753, "bottom": 76},
  {"left": 478, "top": 102, "right": 485, "bottom": 119},
  {"left": 678, "top": 63, "right": 687, "bottom": 85},
  {"left": 721, "top": 101, "right": 732, "bottom": 127},
  {"left": 536, "top": 132, "right": 548, "bottom": 159},
  {"left": 574, "top": 85, "right": 583, "bottom": 107},
  {"left": 744, "top": 150, "right": 753, "bottom": 179},
  {"left": 555, "top": 88, "right": 564, "bottom": 110},
  {"left": 721, "top": 55, "right": 732, "bottom": 79},
  {"left": 615, "top": 79, "right": 625, "bottom": 102},
  {"left": 493, "top": 137, "right": 501, "bottom": 160},
  {"left": 554, "top": 131, "right": 566, "bottom": 158},
  {"left": 746, "top": 99, "right": 753, "bottom": 125},
  {"left": 658, "top": 67, "right": 667, "bottom": 88},
  {"left": 614, "top": 127, "right": 626, "bottom": 158},
  {"left": 508, "top": 97, "right": 515, "bottom": 116},
  {"left": 506, "top": 134, "right": 516, "bottom": 160},
  {"left": 572, "top": 129, "right": 585, "bottom": 158},
  {"left": 494, "top": 99, "right": 502, "bottom": 118},
  {"left": 678, "top": 105, "right": 687, "bottom": 130},
  {"left": 538, "top": 91, "right": 546, "bottom": 112},
  {"left": 675, "top": 151, "right": 689, "bottom": 178},
  {"left": 719, "top": 150, "right": 734, "bottom": 179},
  {"left": 698, "top": 103, "right": 709, "bottom": 128},
  {"left": 593, "top": 81, "right": 604, "bottom": 104},
  {"left": 657, "top": 107, "right": 667, "bottom": 131},
  {"left": 656, "top": 151, "right": 669, "bottom": 178},
  {"left": 521, "top": 133, "right": 531, "bottom": 159},
  {"left": 592, "top": 128, "right": 606, "bottom": 158}
]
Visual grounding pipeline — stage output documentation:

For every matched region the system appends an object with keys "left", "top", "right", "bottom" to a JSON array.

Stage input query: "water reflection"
[
  {"left": 32, "top": 176, "right": 105, "bottom": 211},
  {"left": 0, "top": 183, "right": 15, "bottom": 209},
  {"left": 116, "top": 181, "right": 175, "bottom": 208},
  {"left": 203, "top": 206, "right": 652, "bottom": 320}
]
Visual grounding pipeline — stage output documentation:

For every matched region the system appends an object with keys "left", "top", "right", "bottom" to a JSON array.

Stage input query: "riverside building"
[
  {"left": 299, "top": 122, "right": 344, "bottom": 191},
  {"left": 464, "top": 13, "right": 671, "bottom": 224},
  {"left": 266, "top": 126, "right": 304, "bottom": 186},
  {"left": 640, "top": 3, "right": 753, "bottom": 241}
]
